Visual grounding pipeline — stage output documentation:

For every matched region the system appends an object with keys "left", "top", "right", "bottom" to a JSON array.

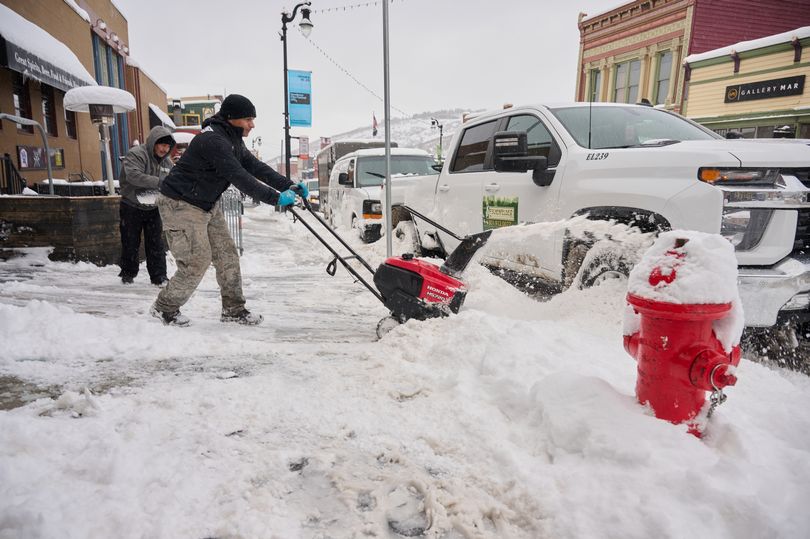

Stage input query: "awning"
[
  {"left": 148, "top": 103, "right": 177, "bottom": 130},
  {"left": 0, "top": 3, "right": 96, "bottom": 92}
]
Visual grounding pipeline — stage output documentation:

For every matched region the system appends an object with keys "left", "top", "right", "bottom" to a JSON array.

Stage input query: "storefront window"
[
  {"left": 41, "top": 84, "right": 58, "bottom": 137},
  {"left": 12, "top": 72, "right": 33, "bottom": 134},
  {"left": 91, "top": 32, "right": 129, "bottom": 179},
  {"left": 65, "top": 109, "right": 77, "bottom": 139},
  {"left": 614, "top": 59, "right": 640, "bottom": 103},
  {"left": 655, "top": 51, "right": 672, "bottom": 105},
  {"left": 590, "top": 69, "right": 601, "bottom": 102}
]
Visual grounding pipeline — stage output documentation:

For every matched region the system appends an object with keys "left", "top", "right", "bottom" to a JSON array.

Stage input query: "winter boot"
[
  {"left": 150, "top": 304, "right": 191, "bottom": 327},
  {"left": 221, "top": 309, "right": 263, "bottom": 326}
]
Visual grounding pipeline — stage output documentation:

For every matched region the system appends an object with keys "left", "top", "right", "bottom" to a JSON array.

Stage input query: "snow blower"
[{"left": 285, "top": 185, "right": 491, "bottom": 338}]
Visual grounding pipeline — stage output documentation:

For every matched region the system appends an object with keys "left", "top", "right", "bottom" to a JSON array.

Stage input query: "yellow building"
[{"left": 684, "top": 26, "right": 810, "bottom": 138}]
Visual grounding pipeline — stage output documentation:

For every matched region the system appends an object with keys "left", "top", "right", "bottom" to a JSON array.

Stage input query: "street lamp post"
[{"left": 281, "top": 2, "right": 313, "bottom": 180}]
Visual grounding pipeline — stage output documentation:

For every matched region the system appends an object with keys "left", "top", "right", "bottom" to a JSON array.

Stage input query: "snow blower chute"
[{"left": 285, "top": 185, "right": 491, "bottom": 338}]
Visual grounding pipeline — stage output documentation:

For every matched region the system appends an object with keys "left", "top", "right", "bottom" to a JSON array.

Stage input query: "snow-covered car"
[
  {"left": 325, "top": 148, "right": 438, "bottom": 242},
  {"left": 389, "top": 102, "right": 810, "bottom": 352}
]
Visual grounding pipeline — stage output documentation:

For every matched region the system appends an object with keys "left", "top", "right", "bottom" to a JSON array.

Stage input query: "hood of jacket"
[{"left": 145, "top": 125, "right": 176, "bottom": 157}]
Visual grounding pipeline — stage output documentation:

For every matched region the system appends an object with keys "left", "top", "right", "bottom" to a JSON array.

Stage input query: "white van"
[{"left": 325, "top": 148, "right": 438, "bottom": 242}]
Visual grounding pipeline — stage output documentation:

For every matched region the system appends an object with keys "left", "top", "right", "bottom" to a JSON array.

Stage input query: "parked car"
[
  {"left": 325, "top": 148, "right": 438, "bottom": 242},
  {"left": 388, "top": 102, "right": 810, "bottom": 358}
]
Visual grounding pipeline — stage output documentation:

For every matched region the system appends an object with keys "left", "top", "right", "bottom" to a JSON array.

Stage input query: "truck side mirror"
[
  {"left": 431, "top": 164, "right": 443, "bottom": 172},
  {"left": 338, "top": 172, "right": 352, "bottom": 185},
  {"left": 492, "top": 131, "right": 549, "bottom": 186}
]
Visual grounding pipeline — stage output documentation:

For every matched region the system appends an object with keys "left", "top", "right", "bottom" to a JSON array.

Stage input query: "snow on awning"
[
  {"left": 148, "top": 103, "right": 177, "bottom": 130},
  {"left": 64, "top": 86, "right": 136, "bottom": 112},
  {"left": 0, "top": 3, "right": 96, "bottom": 92},
  {"left": 172, "top": 131, "right": 195, "bottom": 145}
]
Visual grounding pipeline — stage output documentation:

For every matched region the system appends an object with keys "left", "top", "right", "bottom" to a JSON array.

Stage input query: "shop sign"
[
  {"left": 17, "top": 146, "right": 65, "bottom": 170},
  {"left": 725, "top": 75, "right": 805, "bottom": 103},
  {"left": 3, "top": 41, "right": 90, "bottom": 92}
]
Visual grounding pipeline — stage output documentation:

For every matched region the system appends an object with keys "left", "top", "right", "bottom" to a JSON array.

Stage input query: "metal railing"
[
  {"left": 0, "top": 153, "right": 27, "bottom": 195},
  {"left": 0, "top": 113, "right": 53, "bottom": 195},
  {"left": 221, "top": 187, "right": 244, "bottom": 255}
]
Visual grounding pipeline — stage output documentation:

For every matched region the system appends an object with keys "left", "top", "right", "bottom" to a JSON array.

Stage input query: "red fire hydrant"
[{"left": 623, "top": 235, "right": 742, "bottom": 437}]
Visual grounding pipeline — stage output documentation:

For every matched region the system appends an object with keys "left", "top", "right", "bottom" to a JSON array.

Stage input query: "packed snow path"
[{"left": 1, "top": 206, "right": 810, "bottom": 539}]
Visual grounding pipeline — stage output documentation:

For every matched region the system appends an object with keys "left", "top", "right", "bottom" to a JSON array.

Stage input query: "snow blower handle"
[{"left": 290, "top": 183, "right": 312, "bottom": 211}]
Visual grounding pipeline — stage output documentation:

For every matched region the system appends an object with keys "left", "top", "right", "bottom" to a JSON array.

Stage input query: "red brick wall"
[{"left": 691, "top": 0, "right": 810, "bottom": 54}]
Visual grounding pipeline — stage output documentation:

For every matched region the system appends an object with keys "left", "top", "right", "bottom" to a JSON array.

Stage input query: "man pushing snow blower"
[{"left": 150, "top": 94, "right": 308, "bottom": 327}]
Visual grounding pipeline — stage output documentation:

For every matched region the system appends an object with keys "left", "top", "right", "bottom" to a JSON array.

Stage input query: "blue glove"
[
  {"left": 294, "top": 181, "right": 309, "bottom": 199},
  {"left": 278, "top": 189, "right": 297, "bottom": 207}
]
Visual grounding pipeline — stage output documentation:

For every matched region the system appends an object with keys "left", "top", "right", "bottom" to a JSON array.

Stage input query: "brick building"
[
  {"left": 0, "top": 0, "right": 170, "bottom": 190},
  {"left": 575, "top": 0, "right": 810, "bottom": 112}
]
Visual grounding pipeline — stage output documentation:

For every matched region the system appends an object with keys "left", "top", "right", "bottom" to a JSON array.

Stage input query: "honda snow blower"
[{"left": 285, "top": 185, "right": 491, "bottom": 338}]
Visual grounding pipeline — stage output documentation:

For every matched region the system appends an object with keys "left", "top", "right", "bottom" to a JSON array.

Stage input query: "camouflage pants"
[{"left": 154, "top": 194, "right": 245, "bottom": 315}]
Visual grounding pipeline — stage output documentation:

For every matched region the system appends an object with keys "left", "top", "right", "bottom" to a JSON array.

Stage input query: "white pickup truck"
[{"left": 391, "top": 102, "right": 810, "bottom": 355}]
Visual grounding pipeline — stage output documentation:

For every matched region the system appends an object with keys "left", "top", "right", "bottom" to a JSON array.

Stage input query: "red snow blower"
[{"left": 286, "top": 185, "right": 491, "bottom": 338}]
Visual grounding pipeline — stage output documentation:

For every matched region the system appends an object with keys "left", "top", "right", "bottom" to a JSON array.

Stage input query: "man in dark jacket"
[
  {"left": 118, "top": 125, "right": 175, "bottom": 285},
  {"left": 150, "top": 94, "right": 306, "bottom": 327}
]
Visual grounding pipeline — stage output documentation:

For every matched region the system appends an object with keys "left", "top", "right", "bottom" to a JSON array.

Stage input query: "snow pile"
[
  {"left": 626, "top": 230, "right": 744, "bottom": 350},
  {"left": 0, "top": 207, "right": 808, "bottom": 538}
]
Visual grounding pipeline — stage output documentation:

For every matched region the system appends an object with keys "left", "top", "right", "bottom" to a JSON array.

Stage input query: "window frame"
[
  {"left": 12, "top": 72, "right": 34, "bottom": 134},
  {"left": 589, "top": 68, "right": 602, "bottom": 102},
  {"left": 64, "top": 109, "right": 77, "bottom": 139},
  {"left": 654, "top": 50, "right": 673, "bottom": 106},
  {"left": 450, "top": 118, "right": 503, "bottom": 173},
  {"left": 505, "top": 114, "right": 562, "bottom": 168},
  {"left": 613, "top": 59, "right": 641, "bottom": 104},
  {"left": 41, "top": 84, "right": 58, "bottom": 137}
]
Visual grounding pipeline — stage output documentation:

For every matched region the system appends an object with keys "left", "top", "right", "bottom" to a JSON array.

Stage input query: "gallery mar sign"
[{"left": 724, "top": 75, "right": 805, "bottom": 103}]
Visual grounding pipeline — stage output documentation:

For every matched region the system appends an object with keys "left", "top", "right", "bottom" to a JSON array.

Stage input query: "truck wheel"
[
  {"left": 742, "top": 324, "right": 810, "bottom": 374},
  {"left": 562, "top": 243, "right": 589, "bottom": 290},
  {"left": 575, "top": 246, "right": 632, "bottom": 289}
]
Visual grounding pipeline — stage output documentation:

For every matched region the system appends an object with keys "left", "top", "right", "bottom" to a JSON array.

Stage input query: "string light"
[
  {"left": 296, "top": 27, "right": 411, "bottom": 117},
  {"left": 311, "top": 0, "right": 403, "bottom": 15}
]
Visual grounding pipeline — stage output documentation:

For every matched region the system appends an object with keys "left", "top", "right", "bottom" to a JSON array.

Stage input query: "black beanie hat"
[
  {"left": 155, "top": 135, "right": 175, "bottom": 147},
  {"left": 220, "top": 94, "right": 256, "bottom": 120}
]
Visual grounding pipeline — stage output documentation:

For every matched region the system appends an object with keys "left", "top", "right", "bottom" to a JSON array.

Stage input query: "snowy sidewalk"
[{"left": 1, "top": 206, "right": 810, "bottom": 539}]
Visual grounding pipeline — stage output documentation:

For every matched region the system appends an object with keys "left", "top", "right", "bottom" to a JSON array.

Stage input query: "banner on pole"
[
  {"left": 288, "top": 70, "right": 312, "bottom": 127},
  {"left": 298, "top": 136, "right": 309, "bottom": 160}
]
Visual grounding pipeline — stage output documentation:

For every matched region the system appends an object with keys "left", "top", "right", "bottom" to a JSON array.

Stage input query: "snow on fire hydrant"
[{"left": 623, "top": 231, "right": 743, "bottom": 437}]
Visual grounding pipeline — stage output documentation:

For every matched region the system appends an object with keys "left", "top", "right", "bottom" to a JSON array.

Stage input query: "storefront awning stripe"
[{"left": 0, "top": 3, "right": 96, "bottom": 92}]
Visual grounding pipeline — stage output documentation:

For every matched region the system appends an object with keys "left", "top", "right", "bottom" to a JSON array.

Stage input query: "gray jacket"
[{"left": 119, "top": 126, "right": 175, "bottom": 210}]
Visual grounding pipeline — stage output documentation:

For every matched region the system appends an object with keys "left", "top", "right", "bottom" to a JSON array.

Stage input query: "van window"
[
  {"left": 451, "top": 120, "right": 500, "bottom": 173},
  {"left": 355, "top": 155, "right": 438, "bottom": 187},
  {"left": 506, "top": 114, "right": 561, "bottom": 167}
]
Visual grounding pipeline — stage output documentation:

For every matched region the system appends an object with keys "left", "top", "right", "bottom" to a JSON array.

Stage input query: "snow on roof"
[
  {"left": 64, "top": 86, "right": 136, "bottom": 112},
  {"left": 685, "top": 26, "right": 810, "bottom": 64},
  {"left": 0, "top": 3, "right": 96, "bottom": 88},
  {"left": 148, "top": 103, "right": 176, "bottom": 130},
  {"left": 580, "top": 0, "right": 634, "bottom": 23},
  {"left": 62, "top": 0, "right": 90, "bottom": 22}
]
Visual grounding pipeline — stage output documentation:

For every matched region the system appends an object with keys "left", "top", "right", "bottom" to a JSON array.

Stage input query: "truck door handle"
[
  {"left": 484, "top": 183, "right": 500, "bottom": 192},
  {"left": 438, "top": 184, "right": 450, "bottom": 192}
]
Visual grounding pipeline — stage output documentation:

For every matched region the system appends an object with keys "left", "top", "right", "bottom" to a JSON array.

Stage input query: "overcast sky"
[{"left": 115, "top": 0, "right": 620, "bottom": 160}]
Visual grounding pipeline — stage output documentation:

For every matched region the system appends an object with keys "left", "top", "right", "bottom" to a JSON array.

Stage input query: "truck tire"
[
  {"left": 574, "top": 244, "right": 633, "bottom": 289},
  {"left": 562, "top": 243, "right": 589, "bottom": 290}
]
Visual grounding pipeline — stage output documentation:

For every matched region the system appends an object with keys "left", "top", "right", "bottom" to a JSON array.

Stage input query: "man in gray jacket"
[{"left": 118, "top": 126, "right": 175, "bottom": 285}]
